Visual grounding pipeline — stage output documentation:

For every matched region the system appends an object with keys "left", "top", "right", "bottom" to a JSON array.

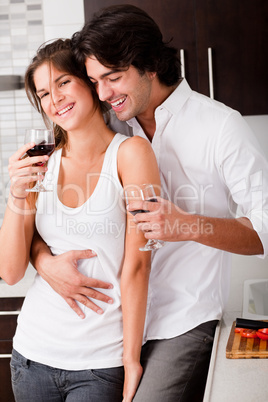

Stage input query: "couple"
[{"left": 1, "top": 4, "right": 268, "bottom": 402}]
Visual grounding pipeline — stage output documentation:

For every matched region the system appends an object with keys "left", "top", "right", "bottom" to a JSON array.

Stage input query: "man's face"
[{"left": 85, "top": 56, "right": 155, "bottom": 121}]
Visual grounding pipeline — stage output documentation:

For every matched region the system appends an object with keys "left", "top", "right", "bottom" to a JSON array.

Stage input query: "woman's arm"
[
  {"left": 118, "top": 136, "right": 161, "bottom": 401},
  {"left": 0, "top": 195, "right": 35, "bottom": 284},
  {"left": 30, "top": 230, "right": 113, "bottom": 317},
  {"left": 0, "top": 143, "right": 48, "bottom": 284}
]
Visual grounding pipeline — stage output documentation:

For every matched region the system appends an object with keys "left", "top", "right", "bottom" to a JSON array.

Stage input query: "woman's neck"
[{"left": 63, "top": 112, "right": 115, "bottom": 160}]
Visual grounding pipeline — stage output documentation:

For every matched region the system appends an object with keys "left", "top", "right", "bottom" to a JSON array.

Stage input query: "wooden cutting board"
[{"left": 226, "top": 321, "right": 268, "bottom": 359}]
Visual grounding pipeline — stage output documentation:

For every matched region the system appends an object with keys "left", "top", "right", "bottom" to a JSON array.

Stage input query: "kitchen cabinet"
[
  {"left": 194, "top": 0, "right": 268, "bottom": 115},
  {"left": 0, "top": 297, "right": 24, "bottom": 402},
  {"left": 84, "top": 0, "right": 268, "bottom": 115}
]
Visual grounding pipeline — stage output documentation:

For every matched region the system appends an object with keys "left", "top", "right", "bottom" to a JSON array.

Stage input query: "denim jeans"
[
  {"left": 133, "top": 320, "right": 218, "bottom": 402},
  {"left": 10, "top": 349, "right": 124, "bottom": 402}
]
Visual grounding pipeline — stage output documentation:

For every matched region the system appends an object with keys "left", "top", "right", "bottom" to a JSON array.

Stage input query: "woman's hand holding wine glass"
[
  {"left": 24, "top": 129, "right": 55, "bottom": 192},
  {"left": 8, "top": 129, "right": 55, "bottom": 200}
]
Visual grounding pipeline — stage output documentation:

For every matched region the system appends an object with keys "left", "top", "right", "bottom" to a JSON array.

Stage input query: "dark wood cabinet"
[
  {"left": 0, "top": 297, "right": 24, "bottom": 402},
  {"left": 84, "top": 0, "right": 268, "bottom": 115},
  {"left": 194, "top": 0, "right": 268, "bottom": 115}
]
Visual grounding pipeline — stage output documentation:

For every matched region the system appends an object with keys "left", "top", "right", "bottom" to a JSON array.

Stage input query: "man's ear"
[{"left": 147, "top": 71, "right": 157, "bottom": 80}]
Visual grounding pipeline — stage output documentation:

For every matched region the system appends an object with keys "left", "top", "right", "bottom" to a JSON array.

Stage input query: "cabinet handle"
[
  {"left": 180, "top": 49, "right": 185, "bottom": 78},
  {"left": 0, "top": 311, "right": 20, "bottom": 315},
  {"left": 208, "top": 47, "right": 214, "bottom": 99}
]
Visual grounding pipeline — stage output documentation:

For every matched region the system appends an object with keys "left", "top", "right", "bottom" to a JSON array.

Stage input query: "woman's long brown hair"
[{"left": 24, "top": 38, "right": 104, "bottom": 208}]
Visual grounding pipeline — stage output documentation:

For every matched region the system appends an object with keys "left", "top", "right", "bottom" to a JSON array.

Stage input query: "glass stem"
[{"left": 37, "top": 172, "right": 42, "bottom": 186}]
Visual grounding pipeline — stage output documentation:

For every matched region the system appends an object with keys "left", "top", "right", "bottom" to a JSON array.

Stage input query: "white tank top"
[{"left": 13, "top": 133, "right": 129, "bottom": 370}]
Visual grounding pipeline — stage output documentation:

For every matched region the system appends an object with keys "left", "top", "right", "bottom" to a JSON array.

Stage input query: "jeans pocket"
[
  {"left": 185, "top": 320, "right": 218, "bottom": 345},
  {"left": 10, "top": 350, "right": 27, "bottom": 385},
  {"left": 90, "top": 366, "right": 124, "bottom": 390}
]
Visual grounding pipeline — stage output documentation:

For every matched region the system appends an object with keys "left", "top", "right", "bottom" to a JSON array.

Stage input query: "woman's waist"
[
  {"left": 41, "top": 244, "right": 123, "bottom": 287},
  {"left": 16, "top": 286, "right": 123, "bottom": 344}
]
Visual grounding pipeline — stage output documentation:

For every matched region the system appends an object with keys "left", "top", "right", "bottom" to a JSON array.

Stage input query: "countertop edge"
[{"left": 203, "top": 319, "right": 221, "bottom": 402}]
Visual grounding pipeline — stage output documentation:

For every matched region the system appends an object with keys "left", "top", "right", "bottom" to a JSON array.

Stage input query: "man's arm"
[
  {"left": 30, "top": 230, "right": 114, "bottom": 318},
  {"left": 129, "top": 198, "right": 264, "bottom": 255}
]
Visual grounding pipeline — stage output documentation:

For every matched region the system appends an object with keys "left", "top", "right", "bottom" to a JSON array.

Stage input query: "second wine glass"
[
  {"left": 25, "top": 128, "right": 55, "bottom": 192},
  {"left": 125, "top": 184, "right": 165, "bottom": 251}
]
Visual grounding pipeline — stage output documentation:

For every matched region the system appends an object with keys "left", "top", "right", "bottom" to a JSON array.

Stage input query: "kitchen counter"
[{"left": 204, "top": 311, "right": 268, "bottom": 401}]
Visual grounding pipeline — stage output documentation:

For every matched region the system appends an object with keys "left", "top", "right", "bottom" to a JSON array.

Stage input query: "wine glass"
[
  {"left": 25, "top": 128, "right": 55, "bottom": 192},
  {"left": 124, "top": 184, "right": 165, "bottom": 251}
]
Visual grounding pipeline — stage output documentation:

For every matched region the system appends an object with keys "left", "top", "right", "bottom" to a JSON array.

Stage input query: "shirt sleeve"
[{"left": 218, "top": 111, "right": 268, "bottom": 258}]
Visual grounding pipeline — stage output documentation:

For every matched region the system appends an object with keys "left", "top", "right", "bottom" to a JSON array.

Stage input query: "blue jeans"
[{"left": 10, "top": 349, "right": 124, "bottom": 402}]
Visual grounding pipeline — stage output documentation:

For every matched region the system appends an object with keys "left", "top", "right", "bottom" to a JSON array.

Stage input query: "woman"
[{"left": 0, "top": 39, "right": 160, "bottom": 402}]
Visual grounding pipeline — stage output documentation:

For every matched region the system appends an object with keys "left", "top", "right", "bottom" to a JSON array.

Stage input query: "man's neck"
[{"left": 136, "top": 82, "right": 178, "bottom": 141}]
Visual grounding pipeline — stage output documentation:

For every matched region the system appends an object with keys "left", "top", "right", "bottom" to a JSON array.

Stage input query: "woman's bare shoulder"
[{"left": 118, "top": 135, "right": 152, "bottom": 159}]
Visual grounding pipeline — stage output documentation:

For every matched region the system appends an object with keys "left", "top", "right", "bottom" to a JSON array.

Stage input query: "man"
[{"left": 31, "top": 5, "right": 268, "bottom": 401}]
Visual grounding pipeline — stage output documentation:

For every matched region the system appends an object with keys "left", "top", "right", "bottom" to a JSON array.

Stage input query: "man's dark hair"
[{"left": 71, "top": 4, "right": 181, "bottom": 86}]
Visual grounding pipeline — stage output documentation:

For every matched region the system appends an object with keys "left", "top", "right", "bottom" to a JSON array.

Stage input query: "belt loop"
[
  {"left": 20, "top": 355, "right": 30, "bottom": 369},
  {"left": 13, "top": 349, "right": 30, "bottom": 369}
]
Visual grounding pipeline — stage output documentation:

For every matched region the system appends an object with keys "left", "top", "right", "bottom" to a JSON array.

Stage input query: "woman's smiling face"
[{"left": 34, "top": 62, "right": 96, "bottom": 132}]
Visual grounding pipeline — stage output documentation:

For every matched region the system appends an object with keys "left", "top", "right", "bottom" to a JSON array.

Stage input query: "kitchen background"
[{"left": 0, "top": 0, "right": 267, "bottom": 311}]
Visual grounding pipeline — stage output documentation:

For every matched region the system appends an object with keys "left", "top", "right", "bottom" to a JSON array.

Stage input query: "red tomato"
[
  {"left": 235, "top": 327, "right": 244, "bottom": 333},
  {"left": 256, "top": 329, "right": 268, "bottom": 341},
  {"left": 240, "top": 329, "right": 257, "bottom": 338},
  {"left": 258, "top": 328, "right": 268, "bottom": 333}
]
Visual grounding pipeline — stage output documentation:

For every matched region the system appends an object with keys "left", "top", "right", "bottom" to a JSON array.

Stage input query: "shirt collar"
[
  {"left": 127, "top": 78, "right": 192, "bottom": 129},
  {"left": 159, "top": 78, "right": 192, "bottom": 115}
]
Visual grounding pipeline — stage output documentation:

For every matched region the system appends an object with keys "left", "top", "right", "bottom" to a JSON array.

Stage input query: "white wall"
[
  {"left": 244, "top": 115, "right": 268, "bottom": 156},
  {"left": 42, "top": 0, "right": 84, "bottom": 41}
]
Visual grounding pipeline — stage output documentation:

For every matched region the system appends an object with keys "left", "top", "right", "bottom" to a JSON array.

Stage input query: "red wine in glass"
[
  {"left": 130, "top": 209, "right": 148, "bottom": 216},
  {"left": 25, "top": 129, "right": 55, "bottom": 192},
  {"left": 130, "top": 199, "right": 157, "bottom": 216},
  {"left": 26, "top": 142, "right": 55, "bottom": 157}
]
